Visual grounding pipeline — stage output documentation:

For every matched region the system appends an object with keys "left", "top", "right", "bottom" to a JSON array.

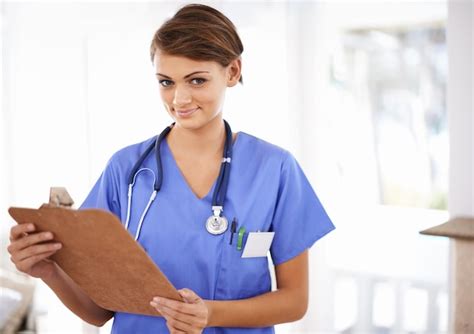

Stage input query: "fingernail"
[
  {"left": 153, "top": 297, "right": 161, "bottom": 303},
  {"left": 27, "top": 224, "right": 34, "bottom": 231},
  {"left": 55, "top": 243, "right": 62, "bottom": 249}
]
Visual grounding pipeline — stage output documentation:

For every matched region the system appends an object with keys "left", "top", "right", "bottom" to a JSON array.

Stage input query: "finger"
[
  {"left": 12, "top": 242, "right": 62, "bottom": 262},
  {"left": 151, "top": 302, "right": 195, "bottom": 326},
  {"left": 10, "top": 224, "right": 35, "bottom": 241},
  {"left": 166, "top": 322, "right": 186, "bottom": 334},
  {"left": 178, "top": 288, "right": 201, "bottom": 303},
  {"left": 7, "top": 231, "right": 54, "bottom": 254},
  {"left": 153, "top": 297, "right": 198, "bottom": 316},
  {"left": 161, "top": 313, "right": 194, "bottom": 333},
  {"left": 151, "top": 301, "right": 193, "bottom": 325},
  {"left": 15, "top": 250, "right": 58, "bottom": 273}
]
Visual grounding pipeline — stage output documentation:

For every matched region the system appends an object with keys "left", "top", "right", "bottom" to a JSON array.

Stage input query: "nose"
[{"left": 172, "top": 85, "right": 192, "bottom": 107}]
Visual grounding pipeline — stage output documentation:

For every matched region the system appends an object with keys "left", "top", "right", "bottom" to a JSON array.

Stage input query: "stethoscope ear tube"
[
  {"left": 128, "top": 141, "right": 156, "bottom": 185},
  {"left": 154, "top": 124, "right": 173, "bottom": 192},
  {"left": 134, "top": 189, "right": 157, "bottom": 241},
  {"left": 124, "top": 168, "right": 157, "bottom": 239},
  {"left": 212, "top": 120, "right": 233, "bottom": 208}
]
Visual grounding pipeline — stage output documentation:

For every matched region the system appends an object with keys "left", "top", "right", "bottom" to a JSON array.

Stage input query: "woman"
[{"left": 7, "top": 4, "right": 334, "bottom": 333}]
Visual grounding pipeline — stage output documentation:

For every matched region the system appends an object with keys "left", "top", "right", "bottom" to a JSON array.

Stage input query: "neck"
[{"left": 167, "top": 115, "right": 225, "bottom": 155}]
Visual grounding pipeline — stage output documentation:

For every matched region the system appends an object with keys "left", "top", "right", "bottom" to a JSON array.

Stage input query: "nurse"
[{"left": 7, "top": 3, "right": 335, "bottom": 334}]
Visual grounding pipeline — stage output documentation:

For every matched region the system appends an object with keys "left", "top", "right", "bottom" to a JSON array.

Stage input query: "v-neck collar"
[{"left": 162, "top": 132, "right": 242, "bottom": 202}]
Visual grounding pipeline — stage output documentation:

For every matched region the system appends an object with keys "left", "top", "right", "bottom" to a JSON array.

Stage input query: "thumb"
[{"left": 178, "top": 288, "right": 201, "bottom": 304}]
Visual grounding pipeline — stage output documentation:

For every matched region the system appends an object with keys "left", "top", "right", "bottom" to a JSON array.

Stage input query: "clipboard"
[{"left": 8, "top": 205, "right": 183, "bottom": 316}]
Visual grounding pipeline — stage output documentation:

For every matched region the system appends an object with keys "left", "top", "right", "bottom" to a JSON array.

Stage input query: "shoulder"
[
  {"left": 107, "top": 136, "right": 156, "bottom": 167},
  {"left": 236, "top": 132, "right": 293, "bottom": 167}
]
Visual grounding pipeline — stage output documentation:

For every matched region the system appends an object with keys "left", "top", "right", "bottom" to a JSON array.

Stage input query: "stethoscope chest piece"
[
  {"left": 206, "top": 206, "right": 228, "bottom": 235},
  {"left": 206, "top": 215, "right": 228, "bottom": 235}
]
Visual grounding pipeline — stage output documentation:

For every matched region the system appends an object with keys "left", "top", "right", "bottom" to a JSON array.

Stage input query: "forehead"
[{"left": 153, "top": 52, "right": 223, "bottom": 76}]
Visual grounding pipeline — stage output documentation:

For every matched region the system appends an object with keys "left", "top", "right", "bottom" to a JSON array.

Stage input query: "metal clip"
[
  {"left": 49, "top": 187, "right": 74, "bottom": 208},
  {"left": 212, "top": 206, "right": 223, "bottom": 217}
]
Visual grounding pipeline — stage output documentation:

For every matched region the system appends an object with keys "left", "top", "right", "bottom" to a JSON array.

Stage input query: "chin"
[
  {"left": 173, "top": 117, "right": 207, "bottom": 131},
  {"left": 173, "top": 113, "right": 222, "bottom": 131}
]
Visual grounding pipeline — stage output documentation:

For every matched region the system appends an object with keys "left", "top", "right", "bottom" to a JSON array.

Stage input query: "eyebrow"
[{"left": 156, "top": 71, "right": 210, "bottom": 79}]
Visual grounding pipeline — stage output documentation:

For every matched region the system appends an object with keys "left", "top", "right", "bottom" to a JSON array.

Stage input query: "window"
[{"left": 331, "top": 25, "right": 447, "bottom": 209}]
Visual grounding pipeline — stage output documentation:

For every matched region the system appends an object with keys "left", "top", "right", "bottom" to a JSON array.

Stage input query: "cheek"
[
  {"left": 159, "top": 90, "right": 173, "bottom": 106},
  {"left": 197, "top": 86, "right": 225, "bottom": 106}
]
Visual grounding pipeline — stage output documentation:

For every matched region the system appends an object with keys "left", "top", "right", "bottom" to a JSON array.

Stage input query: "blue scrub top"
[{"left": 80, "top": 131, "right": 335, "bottom": 334}]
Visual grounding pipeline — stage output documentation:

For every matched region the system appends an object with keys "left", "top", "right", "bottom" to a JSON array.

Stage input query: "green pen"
[{"left": 237, "top": 226, "right": 245, "bottom": 251}]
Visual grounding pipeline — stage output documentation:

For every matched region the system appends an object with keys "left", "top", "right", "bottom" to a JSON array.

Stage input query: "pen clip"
[{"left": 229, "top": 218, "right": 237, "bottom": 245}]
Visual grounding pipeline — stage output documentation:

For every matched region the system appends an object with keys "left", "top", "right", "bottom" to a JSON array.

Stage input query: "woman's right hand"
[{"left": 7, "top": 223, "right": 62, "bottom": 280}]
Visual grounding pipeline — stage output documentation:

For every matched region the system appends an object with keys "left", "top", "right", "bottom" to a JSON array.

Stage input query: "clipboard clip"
[{"left": 45, "top": 187, "right": 74, "bottom": 209}]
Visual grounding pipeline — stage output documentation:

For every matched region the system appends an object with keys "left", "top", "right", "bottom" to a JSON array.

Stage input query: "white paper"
[{"left": 241, "top": 232, "right": 275, "bottom": 258}]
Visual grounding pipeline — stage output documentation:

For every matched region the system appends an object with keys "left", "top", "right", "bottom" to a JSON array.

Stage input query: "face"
[{"left": 153, "top": 52, "right": 241, "bottom": 130}]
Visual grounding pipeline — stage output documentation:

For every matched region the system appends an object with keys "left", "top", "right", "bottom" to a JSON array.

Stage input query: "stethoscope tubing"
[{"left": 125, "top": 120, "right": 233, "bottom": 241}]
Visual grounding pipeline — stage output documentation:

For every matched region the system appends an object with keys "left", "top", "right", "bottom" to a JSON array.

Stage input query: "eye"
[
  {"left": 159, "top": 79, "right": 173, "bottom": 87},
  {"left": 190, "top": 78, "right": 207, "bottom": 85}
]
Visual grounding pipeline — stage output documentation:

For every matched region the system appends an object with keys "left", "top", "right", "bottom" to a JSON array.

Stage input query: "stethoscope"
[{"left": 124, "top": 120, "right": 233, "bottom": 241}]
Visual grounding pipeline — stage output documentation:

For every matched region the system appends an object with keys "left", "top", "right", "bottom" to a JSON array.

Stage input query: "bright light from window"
[
  {"left": 334, "top": 277, "right": 358, "bottom": 332},
  {"left": 372, "top": 281, "right": 396, "bottom": 328},
  {"left": 437, "top": 291, "right": 448, "bottom": 332},
  {"left": 402, "top": 287, "right": 428, "bottom": 332}
]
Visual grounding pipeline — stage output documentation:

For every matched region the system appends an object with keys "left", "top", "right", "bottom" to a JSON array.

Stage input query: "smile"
[{"left": 176, "top": 108, "right": 199, "bottom": 118}]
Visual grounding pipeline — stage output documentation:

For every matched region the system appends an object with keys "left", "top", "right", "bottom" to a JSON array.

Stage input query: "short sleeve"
[
  {"left": 79, "top": 158, "right": 121, "bottom": 218},
  {"left": 270, "top": 152, "right": 335, "bottom": 265}
]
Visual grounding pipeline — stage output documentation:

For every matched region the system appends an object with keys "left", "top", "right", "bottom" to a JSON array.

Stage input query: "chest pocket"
[{"left": 213, "top": 220, "right": 272, "bottom": 300}]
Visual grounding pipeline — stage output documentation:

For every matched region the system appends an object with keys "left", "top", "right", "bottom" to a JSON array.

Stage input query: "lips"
[{"left": 176, "top": 107, "right": 199, "bottom": 118}]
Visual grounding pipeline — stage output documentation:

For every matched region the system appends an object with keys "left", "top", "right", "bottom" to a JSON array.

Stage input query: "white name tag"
[{"left": 241, "top": 232, "right": 275, "bottom": 258}]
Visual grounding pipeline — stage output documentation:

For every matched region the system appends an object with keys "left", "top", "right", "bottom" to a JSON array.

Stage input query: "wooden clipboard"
[{"left": 8, "top": 206, "right": 182, "bottom": 316}]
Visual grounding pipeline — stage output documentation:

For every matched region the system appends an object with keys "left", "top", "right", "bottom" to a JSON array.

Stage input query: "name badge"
[{"left": 242, "top": 232, "right": 275, "bottom": 258}]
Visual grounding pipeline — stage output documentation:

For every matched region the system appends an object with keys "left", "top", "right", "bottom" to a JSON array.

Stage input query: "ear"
[{"left": 226, "top": 58, "right": 242, "bottom": 87}]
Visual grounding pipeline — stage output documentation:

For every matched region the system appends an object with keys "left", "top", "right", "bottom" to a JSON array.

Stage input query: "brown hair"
[{"left": 150, "top": 3, "right": 244, "bottom": 84}]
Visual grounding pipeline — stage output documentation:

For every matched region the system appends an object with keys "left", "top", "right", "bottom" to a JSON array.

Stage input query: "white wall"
[
  {"left": 448, "top": 0, "right": 473, "bottom": 216},
  {"left": 447, "top": 0, "right": 473, "bottom": 331}
]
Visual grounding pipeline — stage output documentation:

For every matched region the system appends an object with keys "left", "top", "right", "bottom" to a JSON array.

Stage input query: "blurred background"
[{"left": 0, "top": 0, "right": 472, "bottom": 333}]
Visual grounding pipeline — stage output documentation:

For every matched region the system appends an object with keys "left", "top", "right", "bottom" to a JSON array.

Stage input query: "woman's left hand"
[{"left": 150, "top": 288, "right": 210, "bottom": 334}]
